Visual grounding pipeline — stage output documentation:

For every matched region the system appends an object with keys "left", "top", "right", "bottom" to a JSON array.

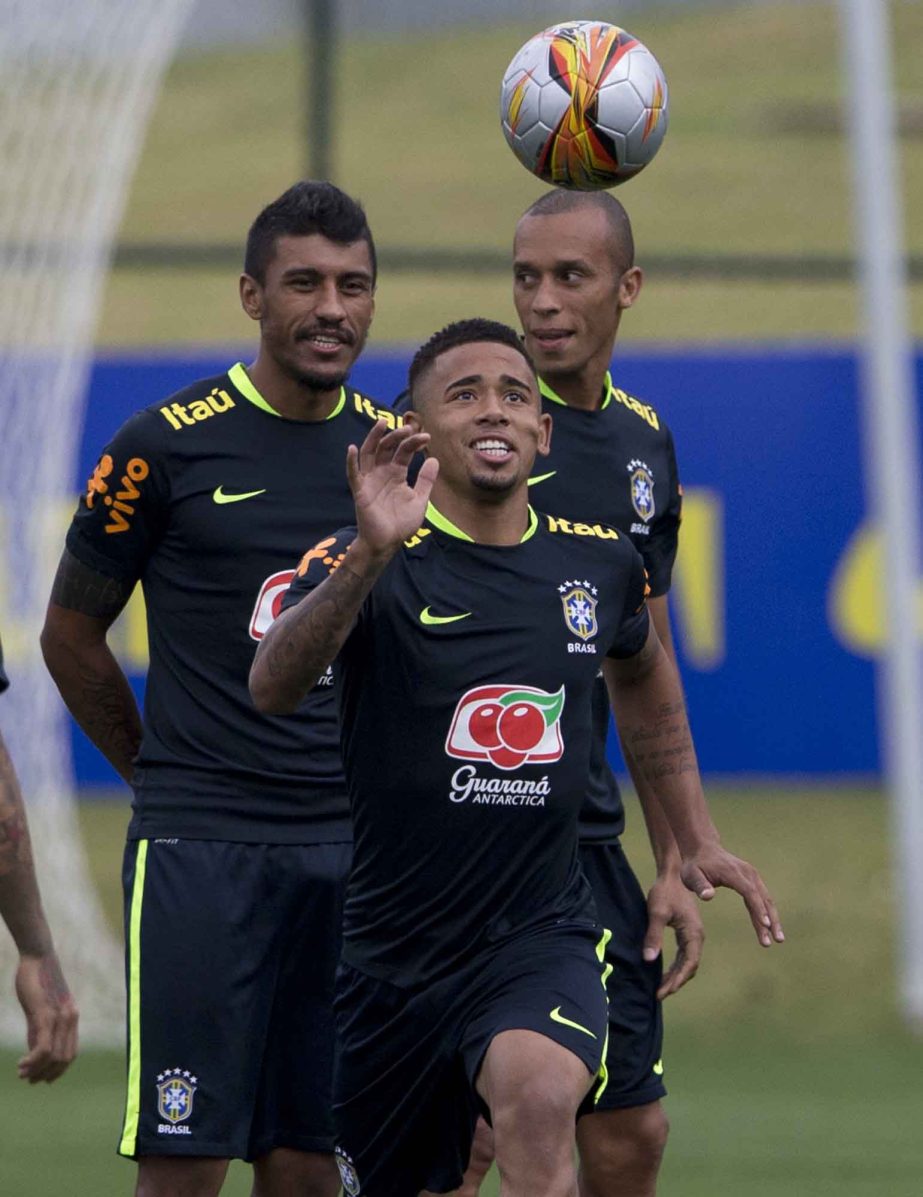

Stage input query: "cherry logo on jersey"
[
  {"left": 445, "top": 684, "right": 565, "bottom": 771},
  {"left": 249, "top": 570, "right": 296, "bottom": 641}
]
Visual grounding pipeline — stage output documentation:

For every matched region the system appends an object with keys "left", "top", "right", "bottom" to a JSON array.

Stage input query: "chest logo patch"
[
  {"left": 445, "top": 684, "right": 565, "bottom": 771},
  {"left": 628, "top": 459, "right": 655, "bottom": 523},
  {"left": 249, "top": 569, "right": 296, "bottom": 641},
  {"left": 559, "top": 580, "right": 598, "bottom": 643},
  {"left": 213, "top": 485, "right": 266, "bottom": 505}
]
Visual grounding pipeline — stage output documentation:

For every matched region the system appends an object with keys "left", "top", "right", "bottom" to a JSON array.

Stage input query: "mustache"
[{"left": 295, "top": 326, "right": 355, "bottom": 345}]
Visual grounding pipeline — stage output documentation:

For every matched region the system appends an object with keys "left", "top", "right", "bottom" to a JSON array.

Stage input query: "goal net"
[{"left": 0, "top": 0, "right": 195, "bottom": 1046}]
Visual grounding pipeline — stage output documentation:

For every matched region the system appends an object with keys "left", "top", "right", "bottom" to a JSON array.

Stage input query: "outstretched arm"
[
  {"left": 604, "top": 626, "right": 784, "bottom": 949},
  {"left": 250, "top": 421, "right": 437, "bottom": 714},
  {"left": 41, "top": 550, "right": 141, "bottom": 783},
  {"left": 620, "top": 595, "right": 705, "bottom": 998},
  {"left": 0, "top": 730, "right": 78, "bottom": 1082}
]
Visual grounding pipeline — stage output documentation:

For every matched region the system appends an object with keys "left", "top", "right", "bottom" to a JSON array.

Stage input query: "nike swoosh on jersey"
[
  {"left": 549, "top": 1006, "right": 597, "bottom": 1039},
  {"left": 527, "top": 470, "right": 557, "bottom": 486},
  {"left": 212, "top": 486, "right": 267, "bottom": 505},
  {"left": 419, "top": 606, "right": 471, "bottom": 626}
]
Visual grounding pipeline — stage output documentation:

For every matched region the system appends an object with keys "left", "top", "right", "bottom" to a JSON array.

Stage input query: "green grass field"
[
  {"left": 3, "top": 787, "right": 923, "bottom": 1195},
  {"left": 96, "top": 1, "right": 923, "bottom": 347}
]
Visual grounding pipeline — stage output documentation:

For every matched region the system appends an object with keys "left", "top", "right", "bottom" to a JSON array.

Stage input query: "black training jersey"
[
  {"left": 530, "top": 374, "right": 683, "bottom": 842},
  {"left": 66, "top": 363, "right": 398, "bottom": 843},
  {"left": 282, "top": 504, "right": 650, "bottom": 986},
  {"left": 392, "top": 373, "right": 682, "bottom": 844},
  {"left": 0, "top": 633, "right": 8, "bottom": 694}
]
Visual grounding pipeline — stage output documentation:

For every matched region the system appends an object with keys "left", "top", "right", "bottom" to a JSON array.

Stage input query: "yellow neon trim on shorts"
[
  {"left": 119, "top": 839, "right": 149, "bottom": 1157},
  {"left": 594, "top": 927, "right": 613, "bottom": 1104}
]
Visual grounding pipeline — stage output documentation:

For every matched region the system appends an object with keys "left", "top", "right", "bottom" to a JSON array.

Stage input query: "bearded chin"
[
  {"left": 471, "top": 471, "right": 517, "bottom": 495},
  {"left": 293, "top": 367, "right": 350, "bottom": 392}
]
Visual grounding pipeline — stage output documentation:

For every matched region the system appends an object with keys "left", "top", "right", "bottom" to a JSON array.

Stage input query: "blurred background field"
[
  {"left": 5, "top": 787, "right": 923, "bottom": 1195},
  {"left": 2, "top": 0, "right": 922, "bottom": 1193}
]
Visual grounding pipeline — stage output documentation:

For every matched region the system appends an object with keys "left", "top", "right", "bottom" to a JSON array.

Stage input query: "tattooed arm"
[
  {"left": 40, "top": 549, "right": 142, "bottom": 783},
  {"left": 251, "top": 420, "right": 437, "bottom": 714},
  {"left": 616, "top": 594, "right": 707, "bottom": 998},
  {"left": 250, "top": 539, "right": 392, "bottom": 714},
  {"left": 604, "top": 625, "right": 784, "bottom": 949},
  {"left": 0, "top": 729, "right": 79, "bottom": 1081}
]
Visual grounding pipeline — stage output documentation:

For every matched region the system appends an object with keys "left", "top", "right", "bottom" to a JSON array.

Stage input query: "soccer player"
[
  {"left": 0, "top": 632, "right": 78, "bottom": 1083},
  {"left": 509, "top": 189, "right": 698, "bottom": 1197},
  {"left": 250, "top": 318, "right": 783, "bottom": 1197},
  {"left": 40, "top": 182, "right": 395, "bottom": 1197}
]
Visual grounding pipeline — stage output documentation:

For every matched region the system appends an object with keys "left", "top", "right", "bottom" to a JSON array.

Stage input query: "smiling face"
[
  {"left": 512, "top": 208, "right": 641, "bottom": 385},
  {"left": 240, "top": 233, "right": 375, "bottom": 392},
  {"left": 408, "top": 340, "right": 551, "bottom": 501}
]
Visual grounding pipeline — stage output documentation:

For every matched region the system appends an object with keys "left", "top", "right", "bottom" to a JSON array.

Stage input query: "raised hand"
[
  {"left": 681, "top": 844, "right": 784, "bottom": 949},
  {"left": 346, "top": 421, "right": 439, "bottom": 556}
]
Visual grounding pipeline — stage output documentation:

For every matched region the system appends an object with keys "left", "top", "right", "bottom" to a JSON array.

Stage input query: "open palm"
[{"left": 347, "top": 420, "right": 439, "bottom": 554}]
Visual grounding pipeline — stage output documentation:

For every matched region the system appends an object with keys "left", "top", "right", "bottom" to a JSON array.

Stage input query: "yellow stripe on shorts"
[
  {"left": 594, "top": 927, "right": 613, "bottom": 1104},
  {"left": 119, "top": 839, "right": 149, "bottom": 1157}
]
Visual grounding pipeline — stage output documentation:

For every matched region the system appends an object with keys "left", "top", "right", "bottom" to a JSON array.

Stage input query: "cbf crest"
[
  {"left": 628, "top": 459, "right": 655, "bottom": 523},
  {"left": 559, "top": 580, "right": 598, "bottom": 642},
  {"left": 336, "top": 1147, "right": 362, "bottom": 1196},
  {"left": 156, "top": 1068, "right": 197, "bottom": 1124}
]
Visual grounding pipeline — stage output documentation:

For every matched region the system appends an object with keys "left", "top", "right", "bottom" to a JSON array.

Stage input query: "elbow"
[{"left": 248, "top": 667, "right": 298, "bottom": 717}]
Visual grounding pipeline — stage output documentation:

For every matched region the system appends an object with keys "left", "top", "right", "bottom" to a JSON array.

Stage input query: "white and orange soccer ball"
[{"left": 500, "top": 20, "right": 669, "bottom": 190}]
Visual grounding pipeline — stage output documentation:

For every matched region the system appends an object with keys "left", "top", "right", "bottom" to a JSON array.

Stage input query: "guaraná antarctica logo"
[{"left": 445, "top": 684, "right": 565, "bottom": 771}]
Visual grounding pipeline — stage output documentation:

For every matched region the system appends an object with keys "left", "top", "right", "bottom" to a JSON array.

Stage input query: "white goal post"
[{"left": 0, "top": 0, "right": 196, "bottom": 1046}]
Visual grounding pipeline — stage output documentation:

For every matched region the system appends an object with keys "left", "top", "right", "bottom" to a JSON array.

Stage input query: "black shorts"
[
  {"left": 118, "top": 837, "right": 351, "bottom": 1161},
  {"left": 332, "top": 921, "right": 610, "bottom": 1197},
  {"left": 579, "top": 841, "right": 667, "bottom": 1111}
]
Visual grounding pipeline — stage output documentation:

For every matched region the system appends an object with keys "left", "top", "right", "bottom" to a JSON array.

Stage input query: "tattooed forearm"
[
  {"left": 0, "top": 734, "right": 52, "bottom": 956},
  {"left": 50, "top": 549, "right": 134, "bottom": 619},
  {"left": 620, "top": 701, "right": 697, "bottom": 784},
  {"left": 42, "top": 634, "right": 141, "bottom": 783},
  {"left": 252, "top": 547, "right": 386, "bottom": 713}
]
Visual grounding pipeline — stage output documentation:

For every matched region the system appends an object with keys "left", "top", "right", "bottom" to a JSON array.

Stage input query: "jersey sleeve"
[
  {"left": 281, "top": 527, "right": 360, "bottom": 613},
  {"left": 642, "top": 426, "right": 683, "bottom": 597},
  {"left": 65, "top": 410, "right": 171, "bottom": 582},
  {"left": 606, "top": 541, "right": 652, "bottom": 659}
]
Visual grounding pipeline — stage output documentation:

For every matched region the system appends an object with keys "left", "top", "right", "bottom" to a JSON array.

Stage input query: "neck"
[
  {"left": 246, "top": 353, "right": 343, "bottom": 421},
  {"left": 428, "top": 481, "right": 532, "bottom": 546},
  {"left": 541, "top": 349, "right": 613, "bottom": 411}
]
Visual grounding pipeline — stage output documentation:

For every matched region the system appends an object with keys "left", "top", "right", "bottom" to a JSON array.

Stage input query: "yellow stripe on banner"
[
  {"left": 594, "top": 927, "right": 613, "bottom": 1104},
  {"left": 119, "top": 839, "right": 149, "bottom": 1157}
]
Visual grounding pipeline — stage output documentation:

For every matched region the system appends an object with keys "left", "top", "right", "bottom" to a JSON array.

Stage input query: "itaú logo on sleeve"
[
  {"left": 445, "top": 684, "right": 565, "bottom": 771},
  {"left": 249, "top": 569, "right": 296, "bottom": 641}
]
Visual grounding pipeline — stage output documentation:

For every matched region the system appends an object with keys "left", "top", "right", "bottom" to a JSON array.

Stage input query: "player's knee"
[
  {"left": 580, "top": 1103, "right": 669, "bottom": 1187},
  {"left": 135, "top": 1156, "right": 228, "bottom": 1197},
  {"left": 492, "top": 1075, "right": 580, "bottom": 1145}
]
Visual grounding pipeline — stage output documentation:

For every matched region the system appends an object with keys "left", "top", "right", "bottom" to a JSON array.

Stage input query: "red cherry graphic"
[
  {"left": 498, "top": 702, "right": 546, "bottom": 753},
  {"left": 469, "top": 703, "right": 503, "bottom": 748},
  {"left": 489, "top": 745, "right": 528, "bottom": 769}
]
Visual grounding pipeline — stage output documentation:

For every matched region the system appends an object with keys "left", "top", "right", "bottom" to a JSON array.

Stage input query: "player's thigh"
[
  {"left": 249, "top": 841, "right": 351, "bottom": 1160},
  {"left": 135, "top": 1154, "right": 229, "bottom": 1197},
  {"left": 578, "top": 842, "right": 667, "bottom": 1111},
  {"left": 461, "top": 921, "right": 610, "bottom": 1122},
  {"left": 333, "top": 961, "right": 479, "bottom": 1197},
  {"left": 120, "top": 838, "right": 287, "bottom": 1161}
]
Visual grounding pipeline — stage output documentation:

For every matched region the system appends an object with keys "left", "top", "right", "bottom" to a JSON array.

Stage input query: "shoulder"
[
  {"left": 606, "top": 383, "right": 674, "bottom": 443},
  {"left": 344, "top": 388, "right": 404, "bottom": 431},
  {"left": 144, "top": 372, "right": 241, "bottom": 438},
  {"left": 539, "top": 511, "right": 642, "bottom": 574}
]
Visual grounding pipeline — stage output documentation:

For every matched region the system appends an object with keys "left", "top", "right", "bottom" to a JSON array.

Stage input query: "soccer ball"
[{"left": 499, "top": 21, "right": 669, "bottom": 190}]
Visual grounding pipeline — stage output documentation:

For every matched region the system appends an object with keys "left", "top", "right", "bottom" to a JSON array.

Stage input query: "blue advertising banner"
[{"left": 65, "top": 347, "right": 922, "bottom": 784}]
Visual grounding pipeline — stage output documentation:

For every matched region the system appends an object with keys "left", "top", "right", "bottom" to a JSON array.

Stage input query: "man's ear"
[
  {"left": 239, "top": 274, "right": 263, "bottom": 321},
  {"left": 617, "top": 265, "right": 643, "bottom": 311}
]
